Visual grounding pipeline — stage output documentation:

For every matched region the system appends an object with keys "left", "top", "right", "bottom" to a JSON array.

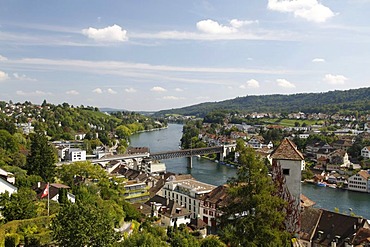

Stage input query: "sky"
[{"left": 0, "top": 0, "right": 370, "bottom": 111}]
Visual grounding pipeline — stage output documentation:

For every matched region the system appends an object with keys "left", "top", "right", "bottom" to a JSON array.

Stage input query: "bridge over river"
[{"left": 89, "top": 144, "right": 236, "bottom": 169}]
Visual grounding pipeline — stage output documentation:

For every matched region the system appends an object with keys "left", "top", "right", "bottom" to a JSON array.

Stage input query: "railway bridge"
[
  {"left": 88, "top": 144, "right": 236, "bottom": 169},
  {"left": 150, "top": 144, "right": 236, "bottom": 168}
]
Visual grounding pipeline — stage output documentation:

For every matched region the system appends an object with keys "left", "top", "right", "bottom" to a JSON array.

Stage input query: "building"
[
  {"left": 347, "top": 170, "right": 370, "bottom": 193},
  {"left": 328, "top": 149, "right": 350, "bottom": 167},
  {"left": 299, "top": 208, "right": 368, "bottom": 247},
  {"left": 139, "top": 158, "right": 166, "bottom": 174},
  {"left": 361, "top": 146, "right": 370, "bottom": 159},
  {"left": 271, "top": 138, "right": 305, "bottom": 233},
  {"left": 0, "top": 168, "right": 17, "bottom": 195},
  {"left": 123, "top": 180, "right": 150, "bottom": 203},
  {"left": 247, "top": 136, "right": 264, "bottom": 149},
  {"left": 162, "top": 175, "right": 216, "bottom": 219},
  {"left": 34, "top": 182, "right": 75, "bottom": 203},
  {"left": 145, "top": 195, "right": 191, "bottom": 227},
  {"left": 67, "top": 148, "right": 86, "bottom": 162},
  {"left": 199, "top": 184, "right": 228, "bottom": 231},
  {"left": 332, "top": 138, "right": 353, "bottom": 151}
]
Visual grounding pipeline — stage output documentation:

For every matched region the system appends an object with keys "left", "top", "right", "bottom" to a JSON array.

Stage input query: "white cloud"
[
  {"left": 125, "top": 87, "right": 137, "bottom": 93},
  {"left": 151, "top": 86, "right": 167, "bottom": 92},
  {"left": 267, "top": 0, "right": 336, "bottom": 23},
  {"left": 196, "top": 19, "right": 259, "bottom": 35},
  {"left": 312, "top": 58, "right": 325, "bottom": 63},
  {"left": 16, "top": 90, "right": 52, "bottom": 96},
  {"left": 66, "top": 90, "right": 79, "bottom": 95},
  {"left": 0, "top": 55, "right": 8, "bottom": 61},
  {"left": 240, "top": 79, "right": 260, "bottom": 89},
  {"left": 323, "top": 74, "right": 348, "bottom": 85},
  {"left": 92, "top": 88, "right": 103, "bottom": 94},
  {"left": 175, "top": 88, "right": 183, "bottom": 92},
  {"left": 230, "top": 19, "right": 258, "bottom": 28},
  {"left": 0, "top": 71, "right": 9, "bottom": 81},
  {"left": 13, "top": 73, "right": 37, "bottom": 81},
  {"left": 196, "top": 19, "right": 236, "bottom": 34},
  {"left": 82, "top": 24, "right": 128, "bottom": 42},
  {"left": 162, "top": 96, "right": 184, "bottom": 100},
  {"left": 107, "top": 88, "right": 117, "bottom": 94},
  {"left": 277, "top": 78, "right": 296, "bottom": 88}
]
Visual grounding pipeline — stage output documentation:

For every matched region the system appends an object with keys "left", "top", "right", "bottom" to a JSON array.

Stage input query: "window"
[{"left": 283, "top": 169, "right": 290, "bottom": 175}]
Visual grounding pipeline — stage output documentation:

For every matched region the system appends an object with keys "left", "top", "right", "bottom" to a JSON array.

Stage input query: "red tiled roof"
[{"left": 270, "top": 138, "right": 304, "bottom": 161}]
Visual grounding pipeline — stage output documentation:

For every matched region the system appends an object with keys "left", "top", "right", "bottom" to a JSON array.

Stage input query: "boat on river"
[{"left": 316, "top": 182, "right": 326, "bottom": 187}]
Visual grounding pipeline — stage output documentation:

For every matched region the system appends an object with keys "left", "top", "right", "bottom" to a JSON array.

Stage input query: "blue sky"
[{"left": 1, "top": 0, "right": 370, "bottom": 111}]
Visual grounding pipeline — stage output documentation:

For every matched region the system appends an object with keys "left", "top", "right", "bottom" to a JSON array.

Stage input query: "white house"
[
  {"left": 146, "top": 195, "right": 191, "bottom": 227},
  {"left": 0, "top": 168, "right": 15, "bottom": 185},
  {"left": 247, "top": 137, "right": 264, "bottom": 149},
  {"left": 67, "top": 148, "right": 86, "bottom": 162},
  {"left": 348, "top": 170, "right": 370, "bottom": 193},
  {"left": 162, "top": 175, "right": 216, "bottom": 219},
  {"left": 0, "top": 168, "right": 17, "bottom": 195},
  {"left": 361, "top": 146, "right": 370, "bottom": 159},
  {"left": 0, "top": 178, "right": 17, "bottom": 195}
]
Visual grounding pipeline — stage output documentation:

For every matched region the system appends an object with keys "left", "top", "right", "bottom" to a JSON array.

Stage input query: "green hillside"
[{"left": 155, "top": 87, "right": 370, "bottom": 117}]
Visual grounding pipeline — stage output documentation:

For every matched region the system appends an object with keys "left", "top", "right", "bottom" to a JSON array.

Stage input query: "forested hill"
[{"left": 155, "top": 87, "right": 370, "bottom": 117}]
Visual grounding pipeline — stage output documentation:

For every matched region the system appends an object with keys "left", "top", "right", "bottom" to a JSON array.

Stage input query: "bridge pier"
[
  {"left": 219, "top": 152, "right": 224, "bottom": 162},
  {"left": 187, "top": 156, "right": 193, "bottom": 169}
]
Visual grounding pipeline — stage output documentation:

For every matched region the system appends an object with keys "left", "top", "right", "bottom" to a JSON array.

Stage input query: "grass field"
[{"left": 262, "top": 118, "right": 324, "bottom": 127}]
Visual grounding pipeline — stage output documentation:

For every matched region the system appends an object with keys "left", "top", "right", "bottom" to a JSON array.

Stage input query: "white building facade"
[
  {"left": 162, "top": 176, "right": 215, "bottom": 219},
  {"left": 361, "top": 146, "right": 370, "bottom": 159},
  {"left": 348, "top": 170, "right": 370, "bottom": 193},
  {"left": 67, "top": 149, "right": 86, "bottom": 162}
]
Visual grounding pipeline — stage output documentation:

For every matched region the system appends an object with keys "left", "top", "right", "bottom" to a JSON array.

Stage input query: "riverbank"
[{"left": 134, "top": 126, "right": 168, "bottom": 134}]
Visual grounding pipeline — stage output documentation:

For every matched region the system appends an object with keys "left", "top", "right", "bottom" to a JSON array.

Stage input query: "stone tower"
[{"left": 270, "top": 138, "right": 304, "bottom": 233}]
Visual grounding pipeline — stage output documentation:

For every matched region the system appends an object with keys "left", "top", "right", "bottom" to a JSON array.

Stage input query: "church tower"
[{"left": 270, "top": 138, "right": 304, "bottom": 233}]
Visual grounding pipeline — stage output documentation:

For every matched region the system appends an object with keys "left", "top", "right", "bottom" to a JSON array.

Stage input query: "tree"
[
  {"left": 200, "top": 236, "right": 226, "bottom": 247},
  {"left": 219, "top": 147, "right": 290, "bottom": 246},
  {"left": 115, "top": 125, "right": 132, "bottom": 140},
  {"left": 57, "top": 161, "right": 108, "bottom": 187},
  {"left": 119, "top": 231, "right": 167, "bottom": 247},
  {"left": 0, "top": 188, "right": 37, "bottom": 222},
  {"left": 26, "top": 132, "right": 57, "bottom": 182},
  {"left": 52, "top": 201, "right": 119, "bottom": 247},
  {"left": 0, "top": 130, "right": 18, "bottom": 154},
  {"left": 169, "top": 227, "right": 200, "bottom": 247}
]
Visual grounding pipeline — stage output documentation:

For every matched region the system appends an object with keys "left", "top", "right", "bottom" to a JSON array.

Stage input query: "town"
[{"left": 0, "top": 100, "right": 369, "bottom": 246}]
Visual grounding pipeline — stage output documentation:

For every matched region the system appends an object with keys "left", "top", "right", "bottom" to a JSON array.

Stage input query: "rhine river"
[{"left": 130, "top": 123, "right": 370, "bottom": 219}]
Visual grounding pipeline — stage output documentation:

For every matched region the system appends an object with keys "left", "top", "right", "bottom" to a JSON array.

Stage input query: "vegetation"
[
  {"left": 52, "top": 200, "right": 119, "bottom": 247},
  {"left": 0, "top": 100, "right": 166, "bottom": 150},
  {"left": 155, "top": 87, "right": 370, "bottom": 117},
  {"left": 26, "top": 132, "right": 57, "bottom": 182},
  {"left": 219, "top": 146, "right": 290, "bottom": 246}
]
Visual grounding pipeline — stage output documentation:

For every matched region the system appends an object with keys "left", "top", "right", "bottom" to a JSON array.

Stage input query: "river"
[{"left": 130, "top": 123, "right": 370, "bottom": 219}]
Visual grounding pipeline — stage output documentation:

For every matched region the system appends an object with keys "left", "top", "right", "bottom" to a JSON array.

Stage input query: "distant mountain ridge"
[{"left": 154, "top": 87, "right": 370, "bottom": 117}]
